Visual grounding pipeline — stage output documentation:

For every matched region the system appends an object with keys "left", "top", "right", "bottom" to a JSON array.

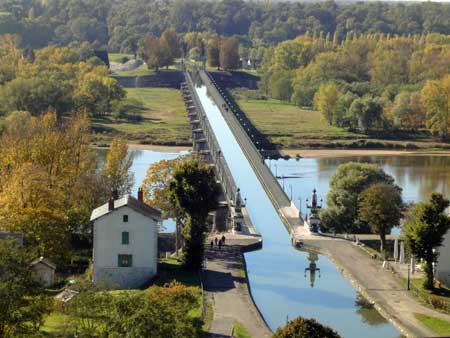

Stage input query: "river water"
[{"left": 121, "top": 86, "right": 450, "bottom": 337}]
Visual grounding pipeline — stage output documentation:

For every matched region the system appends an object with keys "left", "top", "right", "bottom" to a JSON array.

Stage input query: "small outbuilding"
[{"left": 31, "top": 257, "right": 56, "bottom": 287}]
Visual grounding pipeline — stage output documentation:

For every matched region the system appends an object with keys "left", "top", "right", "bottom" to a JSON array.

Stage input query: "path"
[
  {"left": 303, "top": 238, "right": 450, "bottom": 337},
  {"left": 203, "top": 233, "right": 272, "bottom": 338}
]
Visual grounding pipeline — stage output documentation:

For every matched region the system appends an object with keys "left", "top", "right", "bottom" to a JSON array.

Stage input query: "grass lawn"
[
  {"left": 93, "top": 87, "right": 191, "bottom": 146},
  {"left": 113, "top": 63, "right": 156, "bottom": 77},
  {"left": 236, "top": 96, "right": 365, "bottom": 148},
  {"left": 233, "top": 321, "right": 252, "bottom": 338},
  {"left": 108, "top": 53, "right": 135, "bottom": 63},
  {"left": 414, "top": 313, "right": 450, "bottom": 336},
  {"left": 157, "top": 257, "right": 201, "bottom": 287},
  {"left": 41, "top": 312, "right": 70, "bottom": 336}
]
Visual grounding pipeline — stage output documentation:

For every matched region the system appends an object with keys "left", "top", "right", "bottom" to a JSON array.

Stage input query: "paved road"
[
  {"left": 204, "top": 233, "right": 272, "bottom": 338},
  {"left": 304, "top": 238, "right": 450, "bottom": 337}
]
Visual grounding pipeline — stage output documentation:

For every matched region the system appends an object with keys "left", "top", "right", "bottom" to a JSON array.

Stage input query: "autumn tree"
[
  {"left": 0, "top": 240, "right": 53, "bottom": 338},
  {"left": 159, "top": 29, "right": 181, "bottom": 69},
  {"left": 142, "top": 34, "right": 162, "bottom": 70},
  {"left": 349, "top": 96, "right": 383, "bottom": 133},
  {"left": 102, "top": 138, "right": 134, "bottom": 196},
  {"left": 206, "top": 36, "right": 220, "bottom": 68},
  {"left": 404, "top": 193, "right": 450, "bottom": 290},
  {"left": 314, "top": 82, "right": 341, "bottom": 125},
  {"left": 168, "top": 157, "right": 220, "bottom": 270},
  {"left": 421, "top": 75, "right": 450, "bottom": 139},
  {"left": 392, "top": 91, "right": 425, "bottom": 131},
  {"left": 273, "top": 316, "right": 341, "bottom": 338},
  {"left": 359, "top": 183, "right": 403, "bottom": 253},
  {"left": 219, "top": 37, "right": 240, "bottom": 71},
  {"left": 142, "top": 157, "right": 185, "bottom": 252}
]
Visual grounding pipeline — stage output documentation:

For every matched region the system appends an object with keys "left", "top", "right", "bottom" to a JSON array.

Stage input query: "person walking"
[
  {"left": 218, "top": 239, "right": 222, "bottom": 250},
  {"left": 210, "top": 240, "right": 214, "bottom": 249},
  {"left": 214, "top": 237, "right": 218, "bottom": 246},
  {"left": 221, "top": 235, "right": 226, "bottom": 245}
]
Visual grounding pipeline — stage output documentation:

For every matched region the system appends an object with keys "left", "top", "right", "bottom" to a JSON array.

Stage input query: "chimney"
[
  {"left": 112, "top": 189, "right": 119, "bottom": 200},
  {"left": 137, "top": 187, "right": 143, "bottom": 202},
  {"left": 108, "top": 197, "right": 115, "bottom": 211}
]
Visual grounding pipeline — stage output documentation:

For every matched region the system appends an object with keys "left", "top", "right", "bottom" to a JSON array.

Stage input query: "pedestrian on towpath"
[
  {"left": 221, "top": 235, "right": 226, "bottom": 245},
  {"left": 214, "top": 237, "right": 218, "bottom": 246},
  {"left": 218, "top": 239, "right": 222, "bottom": 250},
  {"left": 210, "top": 240, "right": 214, "bottom": 249}
]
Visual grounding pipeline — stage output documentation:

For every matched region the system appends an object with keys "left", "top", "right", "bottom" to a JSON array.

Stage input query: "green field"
[
  {"left": 234, "top": 93, "right": 449, "bottom": 150},
  {"left": 237, "top": 97, "right": 365, "bottom": 148},
  {"left": 233, "top": 321, "right": 252, "bottom": 338},
  {"left": 93, "top": 87, "right": 191, "bottom": 146},
  {"left": 108, "top": 53, "right": 134, "bottom": 63},
  {"left": 414, "top": 313, "right": 450, "bottom": 336}
]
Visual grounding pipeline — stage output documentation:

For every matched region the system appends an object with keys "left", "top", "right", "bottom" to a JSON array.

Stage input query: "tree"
[
  {"left": 359, "top": 183, "right": 403, "bottom": 253},
  {"left": 403, "top": 193, "right": 450, "bottom": 290},
  {"left": 206, "top": 36, "right": 220, "bottom": 68},
  {"left": 219, "top": 37, "right": 240, "bottom": 71},
  {"left": 313, "top": 82, "right": 341, "bottom": 125},
  {"left": 349, "top": 96, "right": 383, "bottom": 133},
  {"left": 421, "top": 75, "right": 450, "bottom": 139},
  {"left": 392, "top": 91, "right": 425, "bottom": 131},
  {"left": 102, "top": 138, "right": 134, "bottom": 196},
  {"left": 272, "top": 316, "right": 341, "bottom": 338},
  {"left": 159, "top": 29, "right": 180, "bottom": 69},
  {"left": 142, "top": 34, "right": 162, "bottom": 70},
  {"left": 142, "top": 157, "right": 185, "bottom": 253},
  {"left": 168, "top": 157, "right": 220, "bottom": 270},
  {"left": 0, "top": 240, "right": 53, "bottom": 338},
  {"left": 320, "top": 162, "right": 397, "bottom": 234}
]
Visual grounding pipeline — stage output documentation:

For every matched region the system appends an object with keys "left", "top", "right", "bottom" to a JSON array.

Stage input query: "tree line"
[
  {"left": 3, "top": 0, "right": 450, "bottom": 52},
  {"left": 261, "top": 32, "right": 450, "bottom": 139}
]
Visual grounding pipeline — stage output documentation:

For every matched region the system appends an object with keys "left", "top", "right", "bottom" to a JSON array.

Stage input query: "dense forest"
[{"left": 3, "top": 0, "right": 450, "bottom": 51}]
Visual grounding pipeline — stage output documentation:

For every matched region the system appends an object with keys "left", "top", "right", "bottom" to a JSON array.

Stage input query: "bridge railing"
[{"left": 184, "top": 71, "right": 238, "bottom": 205}]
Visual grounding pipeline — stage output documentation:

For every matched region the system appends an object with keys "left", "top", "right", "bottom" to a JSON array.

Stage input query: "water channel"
[{"left": 121, "top": 87, "right": 450, "bottom": 337}]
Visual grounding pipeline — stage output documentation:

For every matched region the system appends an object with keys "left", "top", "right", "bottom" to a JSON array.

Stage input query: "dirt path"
[
  {"left": 203, "top": 234, "right": 272, "bottom": 338},
  {"left": 304, "top": 238, "right": 450, "bottom": 337}
]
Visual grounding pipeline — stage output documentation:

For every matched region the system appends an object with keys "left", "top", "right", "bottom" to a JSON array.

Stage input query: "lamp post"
[
  {"left": 274, "top": 163, "right": 278, "bottom": 177},
  {"left": 289, "top": 184, "right": 293, "bottom": 201}
]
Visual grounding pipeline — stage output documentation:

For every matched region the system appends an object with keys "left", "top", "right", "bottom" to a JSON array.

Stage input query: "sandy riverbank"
[{"left": 281, "top": 148, "right": 450, "bottom": 158}]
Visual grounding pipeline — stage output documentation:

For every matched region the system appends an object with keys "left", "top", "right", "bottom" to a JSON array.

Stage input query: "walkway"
[
  {"left": 304, "top": 238, "right": 450, "bottom": 337},
  {"left": 203, "top": 233, "right": 272, "bottom": 338}
]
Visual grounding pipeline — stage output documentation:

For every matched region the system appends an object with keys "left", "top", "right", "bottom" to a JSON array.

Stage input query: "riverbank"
[
  {"left": 281, "top": 148, "right": 450, "bottom": 159},
  {"left": 301, "top": 238, "right": 450, "bottom": 337},
  {"left": 127, "top": 143, "right": 191, "bottom": 152}
]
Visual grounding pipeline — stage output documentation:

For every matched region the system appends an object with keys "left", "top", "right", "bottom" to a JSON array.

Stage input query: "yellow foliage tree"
[{"left": 421, "top": 75, "right": 450, "bottom": 139}]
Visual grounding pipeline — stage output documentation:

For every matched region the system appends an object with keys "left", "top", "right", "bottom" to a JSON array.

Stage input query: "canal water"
[{"left": 193, "top": 85, "right": 401, "bottom": 338}]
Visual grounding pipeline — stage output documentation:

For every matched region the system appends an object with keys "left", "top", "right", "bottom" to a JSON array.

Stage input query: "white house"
[
  {"left": 436, "top": 229, "right": 450, "bottom": 287},
  {"left": 90, "top": 189, "right": 162, "bottom": 289}
]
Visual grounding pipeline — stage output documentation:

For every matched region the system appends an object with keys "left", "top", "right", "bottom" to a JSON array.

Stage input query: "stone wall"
[{"left": 94, "top": 267, "right": 156, "bottom": 289}]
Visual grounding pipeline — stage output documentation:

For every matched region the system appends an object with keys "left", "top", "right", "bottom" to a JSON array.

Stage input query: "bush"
[{"left": 273, "top": 316, "right": 341, "bottom": 338}]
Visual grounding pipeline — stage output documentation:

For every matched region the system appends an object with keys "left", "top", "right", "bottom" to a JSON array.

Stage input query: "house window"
[
  {"left": 123, "top": 215, "right": 128, "bottom": 222},
  {"left": 118, "top": 254, "right": 132, "bottom": 267},
  {"left": 122, "top": 231, "right": 129, "bottom": 245}
]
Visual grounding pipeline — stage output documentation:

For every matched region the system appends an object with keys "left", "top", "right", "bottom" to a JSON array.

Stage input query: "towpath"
[{"left": 203, "top": 233, "right": 272, "bottom": 338}]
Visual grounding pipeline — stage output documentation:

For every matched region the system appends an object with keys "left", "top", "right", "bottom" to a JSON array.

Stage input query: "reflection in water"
[
  {"left": 304, "top": 252, "right": 321, "bottom": 288},
  {"left": 355, "top": 295, "right": 388, "bottom": 327}
]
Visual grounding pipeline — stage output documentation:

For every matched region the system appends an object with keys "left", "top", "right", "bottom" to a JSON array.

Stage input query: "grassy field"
[
  {"left": 414, "top": 313, "right": 450, "bottom": 336},
  {"left": 233, "top": 321, "right": 252, "bottom": 338},
  {"left": 93, "top": 87, "right": 191, "bottom": 146},
  {"left": 233, "top": 89, "right": 449, "bottom": 150},
  {"left": 108, "top": 53, "right": 134, "bottom": 63}
]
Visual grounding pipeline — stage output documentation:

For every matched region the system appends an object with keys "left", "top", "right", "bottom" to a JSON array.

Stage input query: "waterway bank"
[
  {"left": 301, "top": 237, "right": 450, "bottom": 337},
  {"left": 281, "top": 148, "right": 450, "bottom": 159}
]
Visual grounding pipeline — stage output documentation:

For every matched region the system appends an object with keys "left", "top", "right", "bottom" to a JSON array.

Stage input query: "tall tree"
[
  {"left": 359, "top": 183, "right": 403, "bottom": 253},
  {"left": 421, "top": 75, "right": 450, "bottom": 140},
  {"left": 142, "top": 34, "right": 162, "bottom": 71},
  {"left": 168, "top": 157, "right": 220, "bottom": 270},
  {"left": 206, "top": 36, "right": 220, "bottom": 69},
  {"left": 314, "top": 82, "right": 341, "bottom": 125},
  {"left": 404, "top": 193, "right": 450, "bottom": 290},
  {"left": 219, "top": 37, "right": 240, "bottom": 71},
  {"left": 159, "top": 29, "right": 180, "bottom": 69},
  {"left": 102, "top": 138, "right": 134, "bottom": 196}
]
